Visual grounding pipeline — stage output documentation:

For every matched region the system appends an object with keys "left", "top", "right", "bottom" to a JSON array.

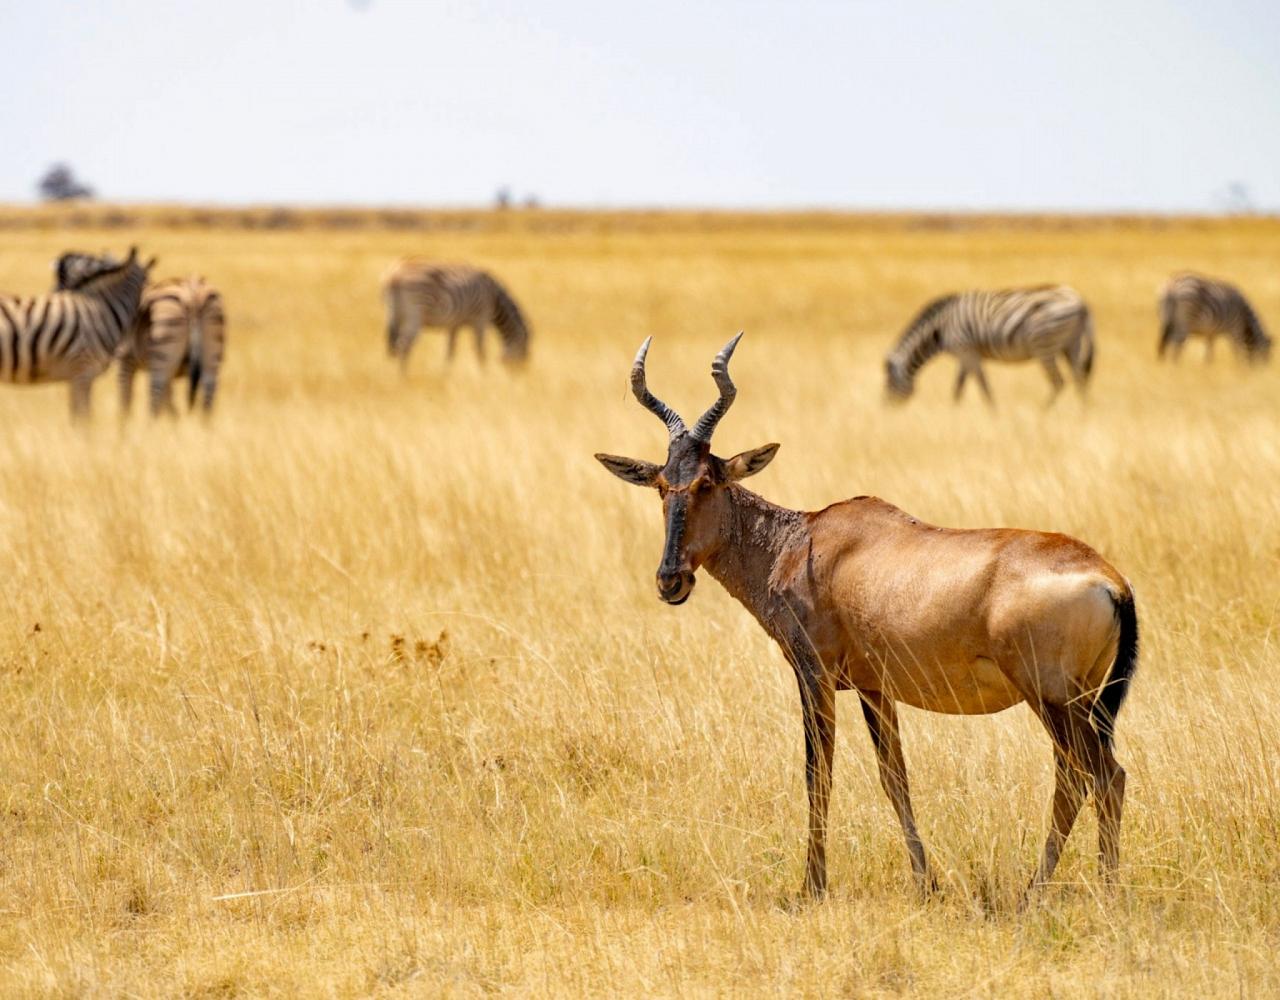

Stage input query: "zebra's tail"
[
  {"left": 383, "top": 281, "right": 403, "bottom": 357},
  {"left": 1077, "top": 309, "right": 1096, "bottom": 379},
  {"left": 1158, "top": 290, "right": 1178, "bottom": 359},
  {"left": 1066, "top": 307, "right": 1095, "bottom": 383},
  {"left": 187, "top": 318, "right": 204, "bottom": 410},
  {"left": 1091, "top": 587, "right": 1139, "bottom": 751}
]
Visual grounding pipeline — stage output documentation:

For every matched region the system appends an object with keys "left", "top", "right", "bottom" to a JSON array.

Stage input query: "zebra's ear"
[{"left": 144, "top": 256, "right": 159, "bottom": 272}]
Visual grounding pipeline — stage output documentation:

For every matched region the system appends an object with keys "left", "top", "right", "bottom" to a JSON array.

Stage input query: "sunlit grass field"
[{"left": 1, "top": 208, "right": 1278, "bottom": 996}]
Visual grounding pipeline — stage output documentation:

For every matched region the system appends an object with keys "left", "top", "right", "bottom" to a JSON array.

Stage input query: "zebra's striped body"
[
  {"left": 382, "top": 260, "right": 530, "bottom": 371},
  {"left": 885, "top": 285, "right": 1094, "bottom": 405},
  {"left": 1159, "top": 273, "right": 1271, "bottom": 363},
  {"left": 118, "top": 276, "right": 227, "bottom": 416},
  {"left": 2, "top": 248, "right": 153, "bottom": 419}
]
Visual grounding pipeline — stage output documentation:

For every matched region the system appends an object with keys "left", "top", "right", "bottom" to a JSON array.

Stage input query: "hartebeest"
[{"left": 596, "top": 334, "right": 1138, "bottom": 901}]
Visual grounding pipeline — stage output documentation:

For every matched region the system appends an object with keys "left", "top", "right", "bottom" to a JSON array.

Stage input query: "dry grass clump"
[{"left": 0, "top": 210, "right": 1278, "bottom": 996}]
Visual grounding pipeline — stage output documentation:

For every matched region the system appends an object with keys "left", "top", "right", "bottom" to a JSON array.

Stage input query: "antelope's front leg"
[
  {"left": 859, "top": 690, "right": 935, "bottom": 895},
  {"left": 796, "top": 666, "right": 836, "bottom": 900}
]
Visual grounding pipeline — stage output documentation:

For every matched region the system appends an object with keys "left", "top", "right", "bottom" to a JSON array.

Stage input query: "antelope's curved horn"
[
  {"left": 630, "top": 337, "right": 686, "bottom": 438},
  {"left": 690, "top": 332, "right": 743, "bottom": 443}
]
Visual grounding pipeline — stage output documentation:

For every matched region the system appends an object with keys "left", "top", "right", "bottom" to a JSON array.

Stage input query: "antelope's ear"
[
  {"left": 725, "top": 443, "right": 780, "bottom": 480},
  {"left": 595, "top": 453, "right": 661, "bottom": 488}
]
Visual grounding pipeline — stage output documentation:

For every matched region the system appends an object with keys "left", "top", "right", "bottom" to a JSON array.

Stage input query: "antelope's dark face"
[{"left": 596, "top": 335, "right": 779, "bottom": 605}]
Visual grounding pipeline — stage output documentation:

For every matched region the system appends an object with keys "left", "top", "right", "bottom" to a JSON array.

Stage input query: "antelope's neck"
[{"left": 703, "top": 485, "right": 807, "bottom": 628}]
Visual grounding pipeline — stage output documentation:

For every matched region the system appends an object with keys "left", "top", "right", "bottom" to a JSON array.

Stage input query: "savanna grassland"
[{"left": 1, "top": 207, "right": 1278, "bottom": 997}]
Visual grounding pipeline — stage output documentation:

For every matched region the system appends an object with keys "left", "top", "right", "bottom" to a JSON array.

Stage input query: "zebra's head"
[
  {"left": 884, "top": 294, "right": 953, "bottom": 402},
  {"left": 884, "top": 357, "right": 915, "bottom": 401},
  {"left": 595, "top": 334, "right": 780, "bottom": 606},
  {"left": 53, "top": 250, "right": 122, "bottom": 291},
  {"left": 1243, "top": 318, "right": 1272, "bottom": 364}
]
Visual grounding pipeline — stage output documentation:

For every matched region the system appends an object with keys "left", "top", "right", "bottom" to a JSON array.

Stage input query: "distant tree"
[
  {"left": 37, "top": 163, "right": 94, "bottom": 201},
  {"left": 493, "top": 186, "right": 512, "bottom": 210},
  {"left": 1217, "top": 181, "right": 1255, "bottom": 216},
  {"left": 523, "top": 193, "right": 541, "bottom": 209}
]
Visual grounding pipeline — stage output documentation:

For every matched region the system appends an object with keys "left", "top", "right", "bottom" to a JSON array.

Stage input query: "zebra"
[
  {"left": 118, "top": 276, "right": 227, "bottom": 417},
  {"left": 1158, "top": 273, "right": 1271, "bottom": 364},
  {"left": 884, "top": 285, "right": 1095, "bottom": 406},
  {"left": 382, "top": 260, "right": 530, "bottom": 371},
  {"left": 1, "top": 247, "right": 154, "bottom": 419}
]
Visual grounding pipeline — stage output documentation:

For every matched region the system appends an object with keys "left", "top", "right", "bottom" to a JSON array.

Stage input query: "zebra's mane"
[
  {"left": 55, "top": 252, "right": 120, "bottom": 291},
  {"left": 63, "top": 255, "right": 137, "bottom": 296},
  {"left": 889, "top": 293, "right": 956, "bottom": 372}
]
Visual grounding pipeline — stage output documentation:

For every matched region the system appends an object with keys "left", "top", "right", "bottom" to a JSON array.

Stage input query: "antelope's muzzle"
[{"left": 657, "top": 569, "right": 696, "bottom": 605}]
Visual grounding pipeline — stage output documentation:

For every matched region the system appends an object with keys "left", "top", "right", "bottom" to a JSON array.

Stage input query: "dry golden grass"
[{"left": 1, "top": 209, "right": 1278, "bottom": 997}]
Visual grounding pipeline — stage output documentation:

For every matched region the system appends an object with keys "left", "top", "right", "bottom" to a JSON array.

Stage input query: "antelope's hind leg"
[
  {"left": 1029, "top": 702, "right": 1126, "bottom": 895},
  {"left": 859, "top": 690, "right": 935, "bottom": 896},
  {"left": 1027, "top": 742, "right": 1088, "bottom": 895}
]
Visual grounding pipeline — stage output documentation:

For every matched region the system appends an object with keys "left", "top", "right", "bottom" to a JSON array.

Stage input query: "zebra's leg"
[
  {"left": 118, "top": 351, "right": 138, "bottom": 420},
  {"left": 395, "top": 308, "right": 421, "bottom": 374},
  {"left": 198, "top": 363, "right": 219, "bottom": 415},
  {"left": 1066, "top": 348, "right": 1089, "bottom": 396},
  {"left": 972, "top": 362, "right": 995, "bottom": 407},
  {"left": 472, "top": 324, "right": 487, "bottom": 363},
  {"left": 446, "top": 326, "right": 460, "bottom": 362},
  {"left": 69, "top": 373, "right": 93, "bottom": 423},
  {"left": 149, "top": 362, "right": 177, "bottom": 418},
  {"left": 953, "top": 364, "right": 969, "bottom": 401},
  {"left": 1040, "top": 356, "right": 1065, "bottom": 406}
]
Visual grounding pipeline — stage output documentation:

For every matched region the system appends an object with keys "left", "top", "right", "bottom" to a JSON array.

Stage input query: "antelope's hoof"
[{"left": 779, "top": 888, "right": 824, "bottom": 913}]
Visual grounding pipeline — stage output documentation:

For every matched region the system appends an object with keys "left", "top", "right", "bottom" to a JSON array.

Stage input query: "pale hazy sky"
[{"left": 4, "top": 1, "right": 1278, "bottom": 210}]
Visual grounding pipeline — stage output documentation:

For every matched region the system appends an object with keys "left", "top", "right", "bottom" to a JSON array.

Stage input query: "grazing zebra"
[
  {"left": 1158, "top": 273, "right": 1271, "bottom": 363},
  {"left": 885, "top": 285, "right": 1095, "bottom": 406},
  {"left": 382, "top": 260, "right": 530, "bottom": 371},
  {"left": 118, "top": 276, "right": 227, "bottom": 417},
  {"left": 1, "top": 247, "right": 153, "bottom": 419}
]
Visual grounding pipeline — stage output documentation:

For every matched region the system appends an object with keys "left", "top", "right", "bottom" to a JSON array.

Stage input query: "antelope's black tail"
[{"left": 1092, "top": 588, "right": 1139, "bottom": 750}]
